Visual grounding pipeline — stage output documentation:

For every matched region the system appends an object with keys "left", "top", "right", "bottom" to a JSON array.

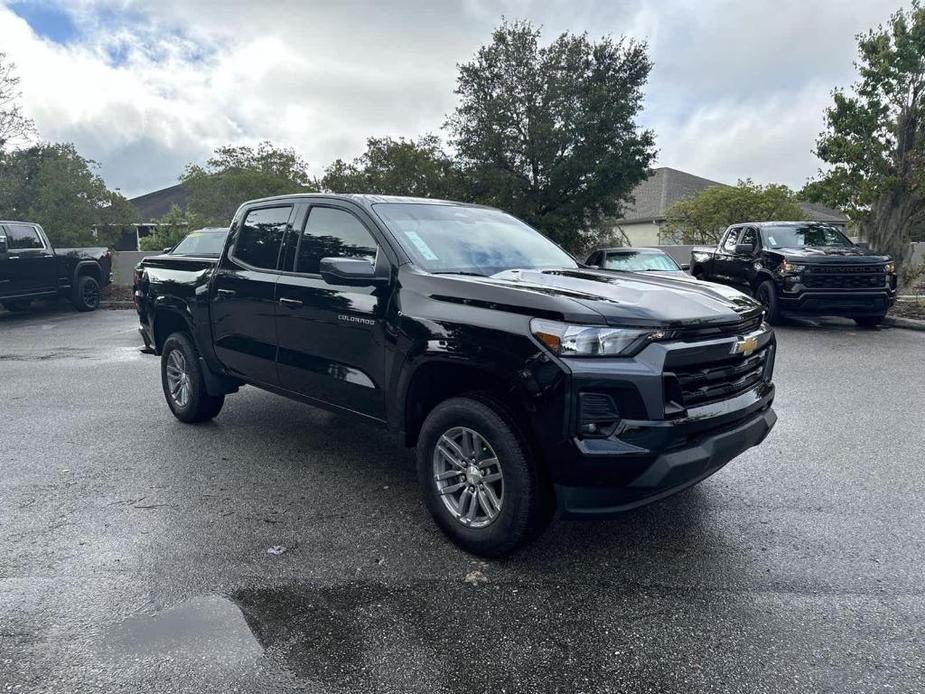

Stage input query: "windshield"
[
  {"left": 372, "top": 203, "right": 577, "bottom": 275},
  {"left": 603, "top": 250, "right": 680, "bottom": 272},
  {"left": 170, "top": 229, "right": 228, "bottom": 256},
  {"left": 761, "top": 224, "right": 853, "bottom": 249}
]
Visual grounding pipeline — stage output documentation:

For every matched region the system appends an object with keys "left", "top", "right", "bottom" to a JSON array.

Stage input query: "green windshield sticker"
[
  {"left": 767, "top": 236, "right": 776, "bottom": 245},
  {"left": 403, "top": 231, "right": 438, "bottom": 261}
]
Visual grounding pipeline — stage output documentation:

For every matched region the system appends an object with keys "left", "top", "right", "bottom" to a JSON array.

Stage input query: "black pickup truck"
[
  {"left": 137, "top": 194, "right": 777, "bottom": 556},
  {"left": 690, "top": 222, "right": 896, "bottom": 326},
  {"left": 0, "top": 221, "right": 112, "bottom": 313}
]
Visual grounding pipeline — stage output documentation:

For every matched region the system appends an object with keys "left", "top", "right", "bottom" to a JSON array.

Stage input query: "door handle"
[
  {"left": 216, "top": 288, "right": 236, "bottom": 297},
  {"left": 278, "top": 297, "right": 302, "bottom": 307}
]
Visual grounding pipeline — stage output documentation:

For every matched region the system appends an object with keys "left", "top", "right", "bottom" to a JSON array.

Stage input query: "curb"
[{"left": 884, "top": 316, "right": 925, "bottom": 332}]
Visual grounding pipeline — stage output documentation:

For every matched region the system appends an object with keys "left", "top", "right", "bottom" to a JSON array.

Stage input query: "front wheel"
[
  {"left": 854, "top": 315, "right": 886, "bottom": 328},
  {"left": 161, "top": 332, "right": 225, "bottom": 423},
  {"left": 755, "top": 280, "right": 783, "bottom": 325},
  {"left": 416, "top": 395, "right": 551, "bottom": 557}
]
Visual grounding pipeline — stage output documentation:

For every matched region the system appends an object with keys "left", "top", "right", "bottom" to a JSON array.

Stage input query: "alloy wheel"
[
  {"left": 166, "top": 349, "right": 192, "bottom": 408},
  {"left": 432, "top": 426, "right": 504, "bottom": 528},
  {"left": 83, "top": 282, "right": 100, "bottom": 308}
]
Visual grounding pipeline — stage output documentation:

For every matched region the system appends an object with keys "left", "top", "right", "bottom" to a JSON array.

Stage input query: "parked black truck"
[
  {"left": 690, "top": 222, "right": 897, "bottom": 326},
  {"left": 136, "top": 194, "right": 777, "bottom": 555},
  {"left": 0, "top": 221, "right": 112, "bottom": 313}
]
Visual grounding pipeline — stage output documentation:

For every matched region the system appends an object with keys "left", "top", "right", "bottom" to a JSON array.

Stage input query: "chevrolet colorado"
[
  {"left": 0, "top": 221, "right": 111, "bottom": 313},
  {"left": 139, "top": 194, "right": 777, "bottom": 556},
  {"left": 690, "top": 222, "right": 896, "bottom": 326}
]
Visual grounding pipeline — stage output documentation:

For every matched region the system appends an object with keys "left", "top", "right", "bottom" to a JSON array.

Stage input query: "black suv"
[{"left": 137, "top": 194, "right": 777, "bottom": 555}]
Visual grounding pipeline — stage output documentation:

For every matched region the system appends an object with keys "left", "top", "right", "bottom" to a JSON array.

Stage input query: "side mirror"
[
  {"left": 734, "top": 243, "right": 755, "bottom": 256},
  {"left": 0, "top": 235, "right": 7, "bottom": 254},
  {"left": 680, "top": 263, "right": 691, "bottom": 271},
  {"left": 163, "top": 247, "right": 173, "bottom": 254},
  {"left": 319, "top": 257, "right": 387, "bottom": 287}
]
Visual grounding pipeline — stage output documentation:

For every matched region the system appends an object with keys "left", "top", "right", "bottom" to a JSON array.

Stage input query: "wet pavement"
[{"left": 1, "top": 305, "right": 924, "bottom": 693}]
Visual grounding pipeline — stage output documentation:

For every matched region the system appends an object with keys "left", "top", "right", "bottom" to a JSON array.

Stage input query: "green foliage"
[
  {"left": 0, "top": 143, "right": 137, "bottom": 246},
  {"left": 805, "top": 2, "right": 925, "bottom": 266},
  {"left": 447, "top": 19, "right": 655, "bottom": 253},
  {"left": 138, "top": 205, "right": 205, "bottom": 251},
  {"left": 663, "top": 180, "right": 809, "bottom": 244},
  {"left": 322, "top": 135, "right": 464, "bottom": 199},
  {"left": 181, "top": 141, "right": 318, "bottom": 226}
]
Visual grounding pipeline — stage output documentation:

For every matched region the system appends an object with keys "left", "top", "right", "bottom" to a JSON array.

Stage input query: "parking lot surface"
[{"left": 1, "top": 305, "right": 923, "bottom": 693}]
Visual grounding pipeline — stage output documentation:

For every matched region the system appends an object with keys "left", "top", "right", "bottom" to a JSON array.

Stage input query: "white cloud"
[{"left": 0, "top": 0, "right": 906, "bottom": 197}]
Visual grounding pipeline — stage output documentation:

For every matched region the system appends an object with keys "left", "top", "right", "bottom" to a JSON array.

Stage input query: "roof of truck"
[{"left": 240, "top": 193, "right": 487, "bottom": 209}]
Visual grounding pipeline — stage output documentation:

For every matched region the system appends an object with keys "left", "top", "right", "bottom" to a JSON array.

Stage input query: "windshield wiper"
[{"left": 431, "top": 271, "right": 487, "bottom": 277}]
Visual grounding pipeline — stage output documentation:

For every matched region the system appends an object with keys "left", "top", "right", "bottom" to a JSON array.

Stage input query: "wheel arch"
[
  {"left": 73, "top": 260, "right": 102, "bottom": 285},
  {"left": 399, "top": 358, "right": 528, "bottom": 449}
]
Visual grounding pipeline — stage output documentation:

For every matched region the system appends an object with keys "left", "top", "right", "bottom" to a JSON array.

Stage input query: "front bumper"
[
  {"left": 556, "top": 404, "right": 775, "bottom": 518},
  {"left": 529, "top": 323, "right": 777, "bottom": 519}
]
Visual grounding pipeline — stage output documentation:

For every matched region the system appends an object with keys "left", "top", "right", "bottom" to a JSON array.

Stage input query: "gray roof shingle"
[
  {"left": 620, "top": 167, "right": 725, "bottom": 223},
  {"left": 618, "top": 167, "right": 849, "bottom": 224},
  {"left": 129, "top": 184, "right": 187, "bottom": 222}
]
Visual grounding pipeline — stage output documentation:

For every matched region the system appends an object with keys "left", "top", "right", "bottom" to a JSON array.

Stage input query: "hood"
[
  {"left": 423, "top": 267, "right": 763, "bottom": 327},
  {"left": 772, "top": 246, "right": 891, "bottom": 263}
]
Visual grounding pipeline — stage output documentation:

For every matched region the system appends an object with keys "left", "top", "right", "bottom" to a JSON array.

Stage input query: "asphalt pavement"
[{"left": 1, "top": 304, "right": 923, "bottom": 693}]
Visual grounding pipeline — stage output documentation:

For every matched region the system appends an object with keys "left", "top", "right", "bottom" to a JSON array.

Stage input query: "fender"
[
  {"left": 72, "top": 259, "right": 102, "bottom": 286},
  {"left": 388, "top": 320, "right": 549, "bottom": 438},
  {"left": 151, "top": 300, "right": 239, "bottom": 397}
]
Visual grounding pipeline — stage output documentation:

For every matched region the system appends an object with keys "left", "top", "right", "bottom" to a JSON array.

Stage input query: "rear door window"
[
  {"left": 232, "top": 207, "right": 292, "bottom": 270},
  {"left": 7, "top": 224, "right": 44, "bottom": 250}
]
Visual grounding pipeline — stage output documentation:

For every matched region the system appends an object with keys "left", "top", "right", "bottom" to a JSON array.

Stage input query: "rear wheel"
[
  {"left": 853, "top": 315, "right": 885, "bottom": 328},
  {"left": 755, "top": 280, "right": 782, "bottom": 325},
  {"left": 72, "top": 275, "right": 101, "bottom": 312},
  {"left": 2, "top": 300, "right": 31, "bottom": 312},
  {"left": 161, "top": 332, "right": 225, "bottom": 423},
  {"left": 416, "top": 395, "right": 551, "bottom": 557}
]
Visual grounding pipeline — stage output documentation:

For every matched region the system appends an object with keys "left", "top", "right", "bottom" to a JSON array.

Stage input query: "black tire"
[
  {"left": 755, "top": 280, "right": 783, "bottom": 325},
  {"left": 416, "top": 394, "right": 552, "bottom": 557},
  {"left": 853, "top": 315, "right": 885, "bottom": 328},
  {"left": 2, "top": 300, "right": 31, "bottom": 312},
  {"left": 72, "top": 275, "right": 101, "bottom": 312},
  {"left": 161, "top": 332, "right": 225, "bottom": 423}
]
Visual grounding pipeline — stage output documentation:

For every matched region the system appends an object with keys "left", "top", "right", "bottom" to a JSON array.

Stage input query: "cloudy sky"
[{"left": 0, "top": 0, "right": 903, "bottom": 198}]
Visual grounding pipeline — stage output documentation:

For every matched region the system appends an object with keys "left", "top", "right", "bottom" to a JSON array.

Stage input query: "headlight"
[
  {"left": 782, "top": 260, "right": 803, "bottom": 273},
  {"left": 531, "top": 319, "right": 671, "bottom": 357},
  {"left": 885, "top": 261, "right": 896, "bottom": 274}
]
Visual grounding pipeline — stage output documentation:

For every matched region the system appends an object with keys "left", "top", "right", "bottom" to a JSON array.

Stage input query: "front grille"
[
  {"left": 675, "top": 313, "right": 763, "bottom": 341},
  {"left": 668, "top": 344, "right": 771, "bottom": 408},
  {"left": 803, "top": 265, "right": 886, "bottom": 289}
]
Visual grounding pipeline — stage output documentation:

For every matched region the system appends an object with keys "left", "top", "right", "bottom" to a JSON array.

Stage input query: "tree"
[
  {"left": 181, "top": 141, "right": 317, "bottom": 225},
  {"left": 0, "top": 143, "right": 137, "bottom": 246},
  {"left": 447, "top": 19, "right": 655, "bottom": 253},
  {"left": 662, "top": 180, "right": 809, "bottom": 244},
  {"left": 804, "top": 2, "right": 925, "bottom": 268},
  {"left": 322, "top": 135, "right": 464, "bottom": 199},
  {"left": 0, "top": 52, "right": 35, "bottom": 150},
  {"left": 139, "top": 205, "right": 206, "bottom": 251}
]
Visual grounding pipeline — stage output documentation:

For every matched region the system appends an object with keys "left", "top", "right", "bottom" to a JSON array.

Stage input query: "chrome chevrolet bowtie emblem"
[{"left": 732, "top": 335, "right": 759, "bottom": 356}]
